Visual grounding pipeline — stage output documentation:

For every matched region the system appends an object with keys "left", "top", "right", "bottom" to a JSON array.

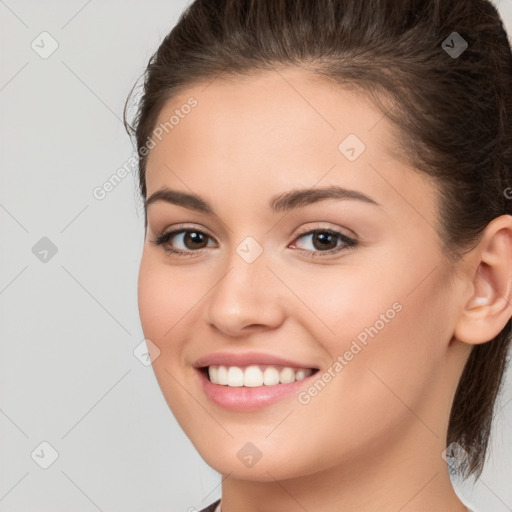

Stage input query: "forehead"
[
  {"left": 150, "top": 68, "right": 393, "bottom": 160},
  {"left": 144, "top": 67, "right": 438, "bottom": 225}
]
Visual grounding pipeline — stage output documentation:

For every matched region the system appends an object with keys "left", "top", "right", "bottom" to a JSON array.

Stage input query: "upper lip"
[{"left": 193, "top": 351, "right": 318, "bottom": 370}]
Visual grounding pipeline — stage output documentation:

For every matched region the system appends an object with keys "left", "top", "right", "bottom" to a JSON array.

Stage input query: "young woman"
[{"left": 124, "top": 1, "right": 512, "bottom": 510}]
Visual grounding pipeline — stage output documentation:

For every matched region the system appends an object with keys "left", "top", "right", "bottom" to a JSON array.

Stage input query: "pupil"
[
  {"left": 186, "top": 232, "right": 206, "bottom": 248},
  {"left": 315, "top": 232, "right": 336, "bottom": 250}
]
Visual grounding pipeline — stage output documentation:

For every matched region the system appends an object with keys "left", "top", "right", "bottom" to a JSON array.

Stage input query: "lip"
[
  {"left": 193, "top": 351, "right": 318, "bottom": 370},
  {"left": 193, "top": 351, "right": 319, "bottom": 412},
  {"left": 195, "top": 369, "right": 319, "bottom": 411}
]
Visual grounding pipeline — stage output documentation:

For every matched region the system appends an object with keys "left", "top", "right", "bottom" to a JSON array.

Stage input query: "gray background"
[{"left": 1, "top": 1, "right": 511, "bottom": 511}]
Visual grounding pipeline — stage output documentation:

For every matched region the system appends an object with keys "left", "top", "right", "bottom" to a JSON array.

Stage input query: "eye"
[
  {"left": 289, "top": 228, "right": 358, "bottom": 257},
  {"left": 150, "top": 227, "right": 216, "bottom": 256},
  {"left": 150, "top": 226, "right": 358, "bottom": 258}
]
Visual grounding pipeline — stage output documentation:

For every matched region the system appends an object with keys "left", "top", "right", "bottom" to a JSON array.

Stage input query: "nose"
[{"left": 205, "top": 249, "right": 286, "bottom": 337}]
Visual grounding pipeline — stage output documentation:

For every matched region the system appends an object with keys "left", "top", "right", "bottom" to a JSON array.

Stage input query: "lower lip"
[{"left": 196, "top": 369, "right": 317, "bottom": 411}]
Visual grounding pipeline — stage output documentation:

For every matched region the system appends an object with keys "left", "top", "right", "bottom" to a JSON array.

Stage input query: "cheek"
[
  {"left": 277, "top": 257, "right": 402, "bottom": 347},
  {"left": 137, "top": 259, "right": 168, "bottom": 342},
  {"left": 137, "top": 253, "right": 198, "bottom": 416},
  {"left": 249, "top": 284, "right": 451, "bottom": 479},
  {"left": 137, "top": 252, "right": 197, "bottom": 345},
  {"left": 296, "top": 253, "right": 452, "bottom": 428},
  {"left": 320, "top": 266, "right": 452, "bottom": 425}
]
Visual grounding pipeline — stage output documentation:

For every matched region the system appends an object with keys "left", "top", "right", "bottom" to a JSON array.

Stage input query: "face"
[{"left": 138, "top": 68, "right": 467, "bottom": 482}]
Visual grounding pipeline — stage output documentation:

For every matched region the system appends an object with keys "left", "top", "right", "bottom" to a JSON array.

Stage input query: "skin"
[{"left": 137, "top": 67, "right": 512, "bottom": 512}]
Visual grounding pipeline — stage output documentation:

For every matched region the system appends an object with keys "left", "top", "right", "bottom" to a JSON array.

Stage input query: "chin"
[
  {"left": 190, "top": 434, "right": 324, "bottom": 482},
  {"left": 200, "top": 453, "right": 296, "bottom": 481}
]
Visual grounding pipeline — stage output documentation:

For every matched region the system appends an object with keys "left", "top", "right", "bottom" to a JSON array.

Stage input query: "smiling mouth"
[{"left": 201, "top": 364, "right": 319, "bottom": 387}]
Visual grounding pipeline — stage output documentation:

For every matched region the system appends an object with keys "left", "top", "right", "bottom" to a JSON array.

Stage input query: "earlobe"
[{"left": 454, "top": 215, "right": 512, "bottom": 346}]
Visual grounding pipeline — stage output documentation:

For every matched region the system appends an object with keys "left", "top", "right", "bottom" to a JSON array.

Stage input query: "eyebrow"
[{"left": 145, "top": 185, "right": 380, "bottom": 214}]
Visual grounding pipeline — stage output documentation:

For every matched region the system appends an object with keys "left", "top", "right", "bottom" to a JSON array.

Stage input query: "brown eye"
[
  {"left": 151, "top": 228, "right": 217, "bottom": 255},
  {"left": 181, "top": 231, "right": 209, "bottom": 249},
  {"left": 311, "top": 231, "right": 338, "bottom": 251},
  {"left": 291, "top": 228, "right": 358, "bottom": 257}
]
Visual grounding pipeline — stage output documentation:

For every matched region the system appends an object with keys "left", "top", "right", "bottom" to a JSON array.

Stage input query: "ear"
[{"left": 454, "top": 214, "right": 512, "bottom": 345}]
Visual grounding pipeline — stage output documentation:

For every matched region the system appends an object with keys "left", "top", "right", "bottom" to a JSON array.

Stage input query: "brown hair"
[{"left": 124, "top": 0, "right": 512, "bottom": 478}]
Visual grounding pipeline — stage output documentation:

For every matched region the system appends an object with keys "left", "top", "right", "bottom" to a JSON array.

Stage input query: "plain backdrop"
[{"left": 1, "top": 1, "right": 511, "bottom": 511}]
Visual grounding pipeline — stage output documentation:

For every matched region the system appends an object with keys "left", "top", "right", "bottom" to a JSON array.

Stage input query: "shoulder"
[{"left": 198, "top": 498, "right": 221, "bottom": 512}]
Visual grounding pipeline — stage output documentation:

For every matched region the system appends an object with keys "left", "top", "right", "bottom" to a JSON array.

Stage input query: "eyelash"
[{"left": 150, "top": 225, "right": 358, "bottom": 258}]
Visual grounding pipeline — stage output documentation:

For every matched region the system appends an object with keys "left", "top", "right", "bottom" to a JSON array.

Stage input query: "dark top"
[{"left": 199, "top": 499, "right": 221, "bottom": 512}]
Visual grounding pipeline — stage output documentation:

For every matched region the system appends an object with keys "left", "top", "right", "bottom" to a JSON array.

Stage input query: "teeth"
[
  {"left": 227, "top": 366, "right": 244, "bottom": 387},
  {"left": 217, "top": 366, "right": 228, "bottom": 385},
  {"left": 208, "top": 365, "right": 313, "bottom": 387},
  {"left": 244, "top": 365, "right": 264, "bottom": 387},
  {"left": 295, "top": 369, "right": 308, "bottom": 381},
  {"left": 209, "top": 366, "right": 218, "bottom": 383},
  {"left": 279, "top": 367, "right": 295, "bottom": 384},
  {"left": 263, "top": 367, "right": 280, "bottom": 386}
]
